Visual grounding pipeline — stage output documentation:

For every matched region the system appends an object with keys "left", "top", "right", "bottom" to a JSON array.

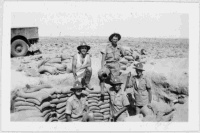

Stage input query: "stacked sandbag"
[
  {"left": 49, "top": 87, "right": 73, "bottom": 122},
  {"left": 38, "top": 55, "right": 71, "bottom": 75},
  {"left": 87, "top": 91, "right": 111, "bottom": 122},
  {"left": 119, "top": 46, "right": 141, "bottom": 71},
  {"left": 12, "top": 84, "right": 55, "bottom": 122}
]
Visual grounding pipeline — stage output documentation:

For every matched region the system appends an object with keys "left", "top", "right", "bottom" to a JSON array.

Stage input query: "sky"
[{"left": 11, "top": 2, "right": 189, "bottom": 38}]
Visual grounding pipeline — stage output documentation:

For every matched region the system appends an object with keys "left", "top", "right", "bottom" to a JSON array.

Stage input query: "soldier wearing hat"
[
  {"left": 65, "top": 81, "right": 94, "bottom": 122},
  {"left": 72, "top": 41, "right": 93, "bottom": 90},
  {"left": 98, "top": 33, "right": 125, "bottom": 96},
  {"left": 107, "top": 77, "right": 130, "bottom": 122},
  {"left": 129, "top": 62, "right": 152, "bottom": 115}
]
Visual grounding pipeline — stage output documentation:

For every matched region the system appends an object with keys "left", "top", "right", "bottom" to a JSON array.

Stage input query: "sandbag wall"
[
  {"left": 87, "top": 91, "right": 111, "bottom": 122},
  {"left": 11, "top": 85, "right": 73, "bottom": 122},
  {"left": 119, "top": 47, "right": 140, "bottom": 70},
  {"left": 12, "top": 85, "right": 111, "bottom": 122}
]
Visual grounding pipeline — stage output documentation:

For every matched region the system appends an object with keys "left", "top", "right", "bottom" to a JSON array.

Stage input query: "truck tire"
[{"left": 11, "top": 39, "right": 29, "bottom": 57}]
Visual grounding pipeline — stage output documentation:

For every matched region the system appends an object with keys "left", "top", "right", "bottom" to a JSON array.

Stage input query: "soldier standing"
[{"left": 98, "top": 33, "right": 125, "bottom": 96}]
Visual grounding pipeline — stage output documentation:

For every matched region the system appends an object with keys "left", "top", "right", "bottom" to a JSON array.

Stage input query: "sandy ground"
[{"left": 11, "top": 37, "right": 189, "bottom": 121}]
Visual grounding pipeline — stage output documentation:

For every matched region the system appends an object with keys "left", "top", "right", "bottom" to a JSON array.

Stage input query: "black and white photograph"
[{"left": 1, "top": 1, "right": 199, "bottom": 132}]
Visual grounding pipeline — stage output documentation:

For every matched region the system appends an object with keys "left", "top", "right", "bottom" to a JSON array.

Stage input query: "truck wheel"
[{"left": 11, "top": 39, "right": 29, "bottom": 57}]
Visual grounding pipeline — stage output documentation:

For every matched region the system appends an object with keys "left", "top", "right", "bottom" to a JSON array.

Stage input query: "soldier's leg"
[
  {"left": 84, "top": 67, "right": 93, "bottom": 90},
  {"left": 98, "top": 67, "right": 111, "bottom": 96}
]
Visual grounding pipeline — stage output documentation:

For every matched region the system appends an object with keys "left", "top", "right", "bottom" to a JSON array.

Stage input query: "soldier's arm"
[
  {"left": 146, "top": 78, "right": 152, "bottom": 104},
  {"left": 72, "top": 55, "right": 77, "bottom": 79}
]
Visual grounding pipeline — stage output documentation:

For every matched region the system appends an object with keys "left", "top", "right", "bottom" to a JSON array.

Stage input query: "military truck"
[{"left": 11, "top": 27, "right": 39, "bottom": 57}]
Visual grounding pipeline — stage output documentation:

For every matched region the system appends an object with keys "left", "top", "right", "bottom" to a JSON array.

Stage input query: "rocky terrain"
[{"left": 11, "top": 36, "right": 189, "bottom": 122}]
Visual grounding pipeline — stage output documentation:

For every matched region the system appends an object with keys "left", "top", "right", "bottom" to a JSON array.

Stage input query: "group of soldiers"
[{"left": 66, "top": 33, "right": 152, "bottom": 122}]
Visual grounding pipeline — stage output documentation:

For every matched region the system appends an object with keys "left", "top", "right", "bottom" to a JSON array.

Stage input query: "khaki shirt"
[
  {"left": 108, "top": 88, "right": 130, "bottom": 121},
  {"left": 130, "top": 75, "right": 151, "bottom": 106},
  {"left": 65, "top": 94, "right": 88, "bottom": 121},
  {"left": 102, "top": 44, "right": 124, "bottom": 63}
]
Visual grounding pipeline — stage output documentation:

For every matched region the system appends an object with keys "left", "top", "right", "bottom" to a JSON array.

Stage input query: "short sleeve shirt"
[
  {"left": 108, "top": 88, "right": 130, "bottom": 120},
  {"left": 130, "top": 75, "right": 151, "bottom": 106},
  {"left": 102, "top": 44, "right": 124, "bottom": 63},
  {"left": 65, "top": 94, "right": 88, "bottom": 121}
]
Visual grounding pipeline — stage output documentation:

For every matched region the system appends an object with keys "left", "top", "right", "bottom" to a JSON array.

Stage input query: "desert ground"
[{"left": 11, "top": 36, "right": 189, "bottom": 122}]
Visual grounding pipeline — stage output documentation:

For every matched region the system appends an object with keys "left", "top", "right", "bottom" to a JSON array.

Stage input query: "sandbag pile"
[
  {"left": 119, "top": 46, "right": 141, "bottom": 71},
  {"left": 48, "top": 88, "right": 73, "bottom": 122},
  {"left": 38, "top": 54, "right": 72, "bottom": 75},
  {"left": 11, "top": 84, "right": 73, "bottom": 122},
  {"left": 87, "top": 91, "right": 111, "bottom": 122}
]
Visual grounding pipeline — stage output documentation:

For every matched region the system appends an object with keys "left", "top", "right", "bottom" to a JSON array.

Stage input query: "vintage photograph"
[
  {"left": 2, "top": 1, "right": 199, "bottom": 132},
  {"left": 10, "top": 2, "right": 189, "bottom": 123}
]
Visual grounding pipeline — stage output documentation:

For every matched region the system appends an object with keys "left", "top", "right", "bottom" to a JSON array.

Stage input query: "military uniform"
[
  {"left": 108, "top": 87, "right": 130, "bottom": 121},
  {"left": 128, "top": 75, "right": 151, "bottom": 113},
  {"left": 98, "top": 43, "right": 124, "bottom": 83},
  {"left": 65, "top": 94, "right": 88, "bottom": 122}
]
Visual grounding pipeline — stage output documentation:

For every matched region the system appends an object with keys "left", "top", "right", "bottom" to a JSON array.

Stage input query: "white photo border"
[{"left": 1, "top": 1, "right": 199, "bottom": 132}]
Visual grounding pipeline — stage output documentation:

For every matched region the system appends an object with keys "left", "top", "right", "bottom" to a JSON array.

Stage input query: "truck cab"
[{"left": 11, "top": 27, "right": 39, "bottom": 57}]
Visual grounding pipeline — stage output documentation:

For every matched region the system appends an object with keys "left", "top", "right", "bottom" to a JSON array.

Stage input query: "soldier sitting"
[{"left": 65, "top": 81, "right": 94, "bottom": 122}]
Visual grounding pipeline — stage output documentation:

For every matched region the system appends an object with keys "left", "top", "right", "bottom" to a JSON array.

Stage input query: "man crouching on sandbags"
[
  {"left": 72, "top": 42, "right": 93, "bottom": 90},
  {"left": 130, "top": 62, "right": 152, "bottom": 116},
  {"left": 65, "top": 81, "right": 94, "bottom": 122},
  {"left": 107, "top": 77, "right": 130, "bottom": 122},
  {"left": 98, "top": 33, "right": 125, "bottom": 96}
]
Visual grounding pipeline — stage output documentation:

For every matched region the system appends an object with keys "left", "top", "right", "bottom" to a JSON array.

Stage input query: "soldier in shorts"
[
  {"left": 98, "top": 33, "right": 125, "bottom": 96},
  {"left": 65, "top": 81, "right": 94, "bottom": 122}
]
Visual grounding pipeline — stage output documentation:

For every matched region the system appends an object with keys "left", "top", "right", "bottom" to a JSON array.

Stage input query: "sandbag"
[
  {"left": 58, "top": 119, "right": 67, "bottom": 122},
  {"left": 120, "top": 65, "right": 127, "bottom": 70},
  {"left": 103, "top": 111, "right": 110, "bottom": 115},
  {"left": 11, "top": 110, "right": 42, "bottom": 121},
  {"left": 104, "top": 96, "right": 110, "bottom": 100},
  {"left": 100, "top": 108, "right": 110, "bottom": 113},
  {"left": 16, "top": 89, "right": 51, "bottom": 103},
  {"left": 14, "top": 101, "right": 35, "bottom": 107},
  {"left": 44, "top": 112, "right": 51, "bottom": 121},
  {"left": 48, "top": 117, "right": 58, "bottom": 122},
  {"left": 99, "top": 103, "right": 110, "bottom": 109},
  {"left": 89, "top": 106, "right": 100, "bottom": 111},
  {"left": 103, "top": 114, "right": 110, "bottom": 119},
  {"left": 88, "top": 99, "right": 99, "bottom": 103},
  {"left": 60, "top": 88, "right": 72, "bottom": 94},
  {"left": 119, "top": 58, "right": 129, "bottom": 65},
  {"left": 39, "top": 102, "right": 51, "bottom": 111},
  {"left": 57, "top": 113, "right": 65, "bottom": 119},
  {"left": 15, "top": 105, "right": 39, "bottom": 112},
  {"left": 51, "top": 94, "right": 57, "bottom": 99},
  {"left": 47, "top": 58, "right": 62, "bottom": 64},
  {"left": 87, "top": 97, "right": 100, "bottom": 101},
  {"left": 38, "top": 66, "right": 59, "bottom": 75},
  {"left": 94, "top": 116, "right": 104, "bottom": 120},
  {"left": 92, "top": 109, "right": 100, "bottom": 113},
  {"left": 88, "top": 93, "right": 101, "bottom": 97},
  {"left": 87, "top": 90, "right": 101, "bottom": 94},
  {"left": 124, "top": 55, "right": 134, "bottom": 61},
  {"left": 124, "top": 50, "right": 132, "bottom": 56},
  {"left": 61, "top": 54, "right": 71, "bottom": 60},
  {"left": 23, "top": 84, "right": 52, "bottom": 93},
  {"left": 93, "top": 112, "right": 104, "bottom": 117},
  {"left": 98, "top": 100, "right": 110, "bottom": 106},
  {"left": 15, "top": 97, "right": 40, "bottom": 105},
  {"left": 56, "top": 107, "right": 66, "bottom": 114},
  {"left": 42, "top": 109, "right": 51, "bottom": 117},
  {"left": 23, "top": 117, "right": 45, "bottom": 122},
  {"left": 87, "top": 102, "right": 98, "bottom": 107},
  {"left": 56, "top": 102, "right": 67, "bottom": 109},
  {"left": 58, "top": 93, "right": 72, "bottom": 99},
  {"left": 53, "top": 64, "right": 66, "bottom": 71},
  {"left": 50, "top": 97, "right": 68, "bottom": 104}
]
